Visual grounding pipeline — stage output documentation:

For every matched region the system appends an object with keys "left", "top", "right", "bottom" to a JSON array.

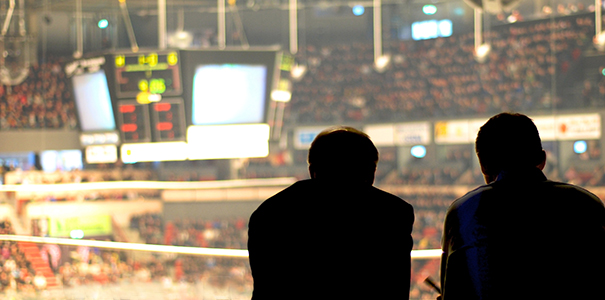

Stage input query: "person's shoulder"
[
  {"left": 544, "top": 180, "right": 604, "bottom": 205},
  {"left": 252, "top": 180, "right": 312, "bottom": 212},
  {"left": 448, "top": 183, "right": 493, "bottom": 213},
  {"left": 369, "top": 186, "right": 414, "bottom": 211}
]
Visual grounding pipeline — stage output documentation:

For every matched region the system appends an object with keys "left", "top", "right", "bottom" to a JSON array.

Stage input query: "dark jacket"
[
  {"left": 441, "top": 168, "right": 605, "bottom": 300},
  {"left": 248, "top": 179, "right": 414, "bottom": 300}
]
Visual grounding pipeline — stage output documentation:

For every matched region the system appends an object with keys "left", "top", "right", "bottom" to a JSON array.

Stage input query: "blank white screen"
[
  {"left": 192, "top": 64, "right": 267, "bottom": 125},
  {"left": 72, "top": 71, "right": 116, "bottom": 131}
]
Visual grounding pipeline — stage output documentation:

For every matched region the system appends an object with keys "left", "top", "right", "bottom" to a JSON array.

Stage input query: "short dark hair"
[
  {"left": 475, "top": 112, "right": 544, "bottom": 175},
  {"left": 308, "top": 126, "right": 378, "bottom": 182}
]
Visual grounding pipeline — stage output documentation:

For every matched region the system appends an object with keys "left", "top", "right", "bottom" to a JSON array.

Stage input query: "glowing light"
[
  {"left": 352, "top": 5, "right": 365, "bottom": 16},
  {"left": 154, "top": 103, "right": 172, "bottom": 112},
  {"left": 411, "top": 249, "right": 442, "bottom": 259},
  {"left": 70, "top": 230, "right": 84, "bottom": 239},
  {"left": 98, "top": 19, "right": 109, "bottom": 29},
  {"left": 411, "top": 145, "right": 427, "bottom": 158},
  {"left": 423, "top": 4, "right": 437, "bottom": 15},
  {"left": 148, "top": 93, "right": 162, "bottom": 102},
  {"left": 574, "top": 141, "right": 587, "bottom": 154},
  {"left": 156, "top": 122, "right": 173, "bottom": 131},
  {"left": 271, "top": 90, "right": 292, "bottom": 102},
  {"left": 119, "top": 105, "right": 135, "bottom": 113},
  {"left": 475, "top": 43, "right": 492, "bottom": 63}
]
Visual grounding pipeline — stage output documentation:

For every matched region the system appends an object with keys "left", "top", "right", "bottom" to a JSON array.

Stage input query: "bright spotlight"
[
  {"left": 594, "top": 32, "right": 605, "bottom": 52},
  {"left": 411, "top": 145, "right": 427, "bottom": 158},
  {"left": 474, "top": 43, "right": 491, "bottom": 63},
  {"left": 291, "top": 64, "right": 307, "bottom": 81},
  {"left": 98, "top": 19, "right": 109, "bottom": 29},
  {"left": 423, "top": 4, "right": 437, "bottom": 15},
  {"left": 70, "top": 229, "right": 84, "bottom": 239},
  {"left": 374, "top": 54, "right": 392, "bottom": 73},
  {"left": 352, "top": 5, "right": 365, "bottom": 16},
  {"left": 574, "top": 141, "right": 588, "bottom": 154}
]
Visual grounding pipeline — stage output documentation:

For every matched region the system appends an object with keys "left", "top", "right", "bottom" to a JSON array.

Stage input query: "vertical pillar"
[
  {"left": 596, "top": 0, "right": 602, "bottom": 36},
  {"left": 289, "top": 0, "right": 298, "bottom": 54},
  {"left": 474, "top": 8, "right": 482, "bottom": 50},
  {"left": 158, "top": 0, "right": 166, "bottom": 50},
  {"left": 75, "top": 0, "right": 83, "bottom": 58},
  {"left": 373, "top": 0, "right": 382, "bottom": 62},
  {"left": 218, "top": 0, "right": 226, "bottom": 49}
]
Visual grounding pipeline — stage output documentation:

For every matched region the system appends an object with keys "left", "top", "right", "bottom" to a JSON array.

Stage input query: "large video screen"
[
  {"left": 72, "top": 70, "right": 116, "bottom": 131},
  {"left": 40, "top": 150, "right": 83, "bottom": 172},
  {"left": 411, "top": 19, "right": 453, "bottom": 41},
  {"left": 192, "top": 64, "right": 267, "bottom": 125}
]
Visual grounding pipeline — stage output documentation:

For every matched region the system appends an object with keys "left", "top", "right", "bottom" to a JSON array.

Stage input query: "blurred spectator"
[
  {"left": 0, "top": 59, "right": 77, "bottom": 130},
  {"left": 289, "top": 13, "right": 594, "bottom": 124}
]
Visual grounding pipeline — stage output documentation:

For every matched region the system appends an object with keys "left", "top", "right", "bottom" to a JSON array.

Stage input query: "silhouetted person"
[
  {"left": 248, "top": 126, "right": 414, "bottom": 300},
  {"left": 440, "top": 112, "right": 605, "bottom": 300}
]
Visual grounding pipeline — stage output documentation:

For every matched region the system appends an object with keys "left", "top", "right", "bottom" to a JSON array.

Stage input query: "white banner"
[
  {"left": 364, "top": 124, "right": 395, "bottom": 146},
  {"left": 187, "top": 124, "right": 269, "bottom": 160},
  {"left": 294, "top": 127, "right": 325, "bottom": 149},
  {"left": 435, "top": 120, "right": 470, "bottom": 144},
  {"left": 530, "top": 116, "right": 556, "bottom": 141},
  {"left": 555, "top": 113, "right": 601, "bottom": 140},
  {"left": 85, "top": 145, "right": 118, "bottom": 164},
  {"left": 468, "top": 119, "right": 489, "bottom": 143},
  {"left": 122, "top": 142, "right": 189, "bottom": 163},
  {"left": 394, "top": 122, "right": 431, "bottom": 145}
]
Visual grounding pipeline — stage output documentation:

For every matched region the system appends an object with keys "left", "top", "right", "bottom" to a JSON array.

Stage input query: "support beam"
[
  {"left": 1, "top": 0, "right": 15, "bottom": 36},
  {"left": 74, "top": 0, "right": 83, "bottom": 58},
  {"left": 373, "top": 0, "right": 382, "bottom": 62},
  {"left": 119, "top": 0, "right": 139, "bottom": 52},
  {"left": 158, "top": 0, "right": 166, "bottom": 50},
  {"left": 474, "top": 8, "right": 482, "bottom": 50},
  {"left": 289, "top": 0, "right": 298, "bottom": 54},
  {"left": 596, "top": 0, "right": 602, "bottom": 37},
  {"left": 218, "top": 0, "right": 226, "bottom": 49}
]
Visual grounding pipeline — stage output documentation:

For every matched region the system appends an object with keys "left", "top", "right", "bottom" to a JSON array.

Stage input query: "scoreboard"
[
  {"left": 117, "top": 100, "right": 151, "bottom": 143},
  {"left": 117, "top": 98, "right": 186, "bottom": 143},
  {"left": 114, "top": 51, "right": 182, "bottom": 98},
  {"left": 70, "top": 49, "right": 279, "bottom": 163},
  {"left": 114, "top": 51, "right": 185, "bottom": 144},
  {"left": 151, "top": 98, "right": 186, "bottom": 142}
]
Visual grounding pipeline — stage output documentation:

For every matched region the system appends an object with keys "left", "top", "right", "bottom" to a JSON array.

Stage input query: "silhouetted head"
[
  {"left": 476, "top": 112, "right": 546, "bottom": 183},
  {"left": 308, "top": 126, "right": 378, "bottom": 185}
]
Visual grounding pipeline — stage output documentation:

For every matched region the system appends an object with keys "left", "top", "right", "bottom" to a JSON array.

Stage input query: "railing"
[
  {"left": 0, "top": 235, "right": 440, "bottom": 259},
  {"left": 0, "top": 235, "right": 442, "bottom": 299}
]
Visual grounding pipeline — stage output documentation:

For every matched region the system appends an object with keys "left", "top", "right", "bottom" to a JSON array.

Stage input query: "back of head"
[
  {"left": 308, "top": 126, "right": 378, "bottom": 184},
  {"left": 476, "top": 112, "right": 544, "bottom": 175}
]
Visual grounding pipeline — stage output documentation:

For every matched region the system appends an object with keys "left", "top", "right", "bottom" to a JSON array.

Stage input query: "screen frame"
[
  {"left": 191, "top": 63, "right": 268, "bottom": 126},
  {"left": 180, "top": 49, "right": 279, "bottom": 127},
  {"left": 71, "top": 69, "right": 117, "bottom": 132}
]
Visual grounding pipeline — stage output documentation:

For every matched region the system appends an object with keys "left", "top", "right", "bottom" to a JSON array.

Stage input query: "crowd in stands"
[
  {"left": 130, "top": 214, "right": 248, "bottom": 250},
  {"left": 5, "top": 166, "right": 156, "bottom": 185},
  {"left": 0, "top": 220, "right": 46, "bottom": 296},
  {"left": 58, "top": 250, "right": 167, "bottom": 287},
  {"left": 289, "top": 13, "right": 596, "bottom": 124},
  {"left": 25, "top": 214, "right": 252, "bottom": 297},
  {"left": 0, "top": 59, "right": 77, "bottom": 130}
]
